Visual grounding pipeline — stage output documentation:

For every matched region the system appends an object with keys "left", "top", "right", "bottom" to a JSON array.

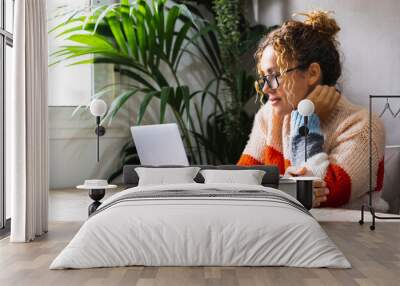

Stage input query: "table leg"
[
  {"left": 88, "top": 189, "right": 105, "bottom": 216},
  {"left": 296, "top": 180, "right": 313, "bottom": 210}
]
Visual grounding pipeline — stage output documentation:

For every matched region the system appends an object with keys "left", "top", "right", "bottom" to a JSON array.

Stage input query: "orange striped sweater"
[{"left": 238, "top": 96, "right": 385, "bottom": 207}]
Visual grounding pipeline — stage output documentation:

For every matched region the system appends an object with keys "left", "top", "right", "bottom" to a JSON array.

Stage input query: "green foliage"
[
  {"left": 51, "top": 0, "right": 274, "bottom": 181},
  {"left": 174, "top": 1, "right": 278, "bottom": 167},
  {"left": 51, "top": 0, "right": 217, "bottom": 171},
  {"left": 205, "top": 0, "right": 274, "bottom": 166},
  {"left": 212, "top": 0, "right": 241, "bottom": 65}
]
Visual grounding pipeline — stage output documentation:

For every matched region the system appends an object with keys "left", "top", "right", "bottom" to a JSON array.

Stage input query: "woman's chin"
[{"left": 271, "top": 104, "right": 291, "bottom": 116}]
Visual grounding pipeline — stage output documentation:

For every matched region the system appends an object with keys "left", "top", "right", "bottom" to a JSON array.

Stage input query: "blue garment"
[{"left": 290, "top": 110, "right": 324, "bottom": 167}]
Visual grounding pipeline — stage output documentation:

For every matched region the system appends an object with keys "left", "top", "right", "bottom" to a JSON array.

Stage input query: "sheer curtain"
[{"left": 8, "top": 0, "right": 49, "bottom": 242}]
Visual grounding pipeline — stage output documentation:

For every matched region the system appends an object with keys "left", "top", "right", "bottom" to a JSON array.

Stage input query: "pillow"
[
  {"left": 200, "top": 169, "right": 265, "bottom": 185},
  {"left": 135, "top": 167, "right": 201, "bottom": 186}
]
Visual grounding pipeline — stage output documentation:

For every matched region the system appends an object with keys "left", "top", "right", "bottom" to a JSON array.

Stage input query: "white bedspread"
[{"left": 50, "top": 183, "right": 351, "bottom": 269}]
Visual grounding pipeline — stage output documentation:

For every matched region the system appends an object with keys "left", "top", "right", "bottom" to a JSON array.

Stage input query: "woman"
[{"left": 237, "top": 11, "right": 385, "bottom": 208}]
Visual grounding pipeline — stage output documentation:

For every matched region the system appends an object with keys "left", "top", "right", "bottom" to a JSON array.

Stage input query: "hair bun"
[{"left": 295, "top": 10, "right": 340, "bottom": 39}]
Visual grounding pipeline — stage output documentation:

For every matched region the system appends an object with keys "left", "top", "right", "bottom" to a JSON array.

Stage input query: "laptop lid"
[{"left": 130, "top": 123, "right": 189, "bottom": 166}]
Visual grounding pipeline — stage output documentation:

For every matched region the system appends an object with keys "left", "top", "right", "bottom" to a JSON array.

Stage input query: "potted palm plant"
[{"left": 51, "top": 0, "right": 222, "bottom": 172}]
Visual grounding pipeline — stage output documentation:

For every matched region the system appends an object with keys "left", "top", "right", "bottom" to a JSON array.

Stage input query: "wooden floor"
[
  {"left": 1, "top": 222, "right": 400, "bottom": 286},
  {"left": 1, "top": 189, "right": 400, "bottom": 286}
]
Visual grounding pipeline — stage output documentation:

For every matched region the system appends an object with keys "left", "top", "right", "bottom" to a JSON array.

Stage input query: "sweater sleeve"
[
  {"left": 301, "top": 112, "right": 385, "bottom": 207},
  {"left": 237, "top": 107, "right": 268, "bottom": 165}
]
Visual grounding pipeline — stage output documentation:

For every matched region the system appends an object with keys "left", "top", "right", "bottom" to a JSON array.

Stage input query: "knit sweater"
[{"left": 237, "top": 96, "right": 385, "bottom": 207}]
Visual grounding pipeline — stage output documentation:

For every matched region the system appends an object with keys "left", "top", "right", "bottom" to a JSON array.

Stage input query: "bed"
[{"left": 50, "top": 165, "right": 350, "bottom": 269}]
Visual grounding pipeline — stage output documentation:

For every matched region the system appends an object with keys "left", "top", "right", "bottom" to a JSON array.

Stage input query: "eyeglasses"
[{"left": 255, "top": 65, "right": 307, "bottom": 91}]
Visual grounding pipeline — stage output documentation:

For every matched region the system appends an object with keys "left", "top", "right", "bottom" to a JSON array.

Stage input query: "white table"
[
  {"left": 278, "top": 177, "right": 297, "bottom": 198},
  {"left": 311, "top": 208, "right": 400, "bottom": 222},
  {"left": 76, "top": 184, "right": 117, "bottom": 216},
  {"left": 278, "top": 178, "right": 400, "bottom": 222}
]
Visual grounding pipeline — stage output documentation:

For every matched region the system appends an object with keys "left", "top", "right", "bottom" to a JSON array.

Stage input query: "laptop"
[{"left": 130, "top": 123, "right": 189, "bottom": 166}]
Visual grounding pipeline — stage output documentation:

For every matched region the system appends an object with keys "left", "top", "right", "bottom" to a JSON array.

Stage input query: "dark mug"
[{"left": 296, "top": 180, "right": 313, "bottom": 210}]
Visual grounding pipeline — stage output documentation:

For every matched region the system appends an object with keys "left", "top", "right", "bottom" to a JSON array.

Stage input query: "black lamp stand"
[
  {"left": 296, "top": 116, "right": 313, "bottom": 210},
  {"left": 94, "top": 116, "right": 106, "bottom": 162},
  {"left": 88, "top": 188, "right": 105, "bottom": 216}
]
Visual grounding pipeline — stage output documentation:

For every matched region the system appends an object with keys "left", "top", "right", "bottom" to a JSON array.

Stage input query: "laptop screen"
[{"left": 131, "top": 123, "right": 189, "bottom": 166}]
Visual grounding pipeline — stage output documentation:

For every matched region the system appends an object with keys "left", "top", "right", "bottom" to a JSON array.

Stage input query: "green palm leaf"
[
  {"left": 165, "top": 6, "right": 180, "bottom": 58},
  {"left": 92, "top": 3, "right": 121, "bottom": 34},
  {"left": 171, "top": 21, "right": 191, "bottom": 65},
  {"left": 117, "top": 68, "right": 155, "bottom": 90},
  {"left": 159, "top": 87, "right": 172, "bottom": 123},
  {"left": 121, "top": 2, "right": 138, "bottom": 59},
  {"left": 106, "top": 12, "right": 129, "bottom": 55},
  {"left": 136, "top": 90, "right": 159, "bottom": 124},
  {"left": 66, "top": 33, "right": 116, "bottom": 51},
  {"left": 105, "top": 89, "right": 140, "bottom": 124},
  {"left": 136, "top": 2, "right": 148, "bottom": 64}
]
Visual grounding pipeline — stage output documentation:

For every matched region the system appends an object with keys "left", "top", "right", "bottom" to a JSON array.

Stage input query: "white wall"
[
  {"left": 49, "top": 107, "right": 126, "bottom": 188},
  {"left": 48, "top": 0, "right": 92, "bottom": 106},
  {"left": 49, "top": 92, "right": 168, "bottom": 189},
  {"left": 256, "top": 0, "right": 400, "bottom": 145}
]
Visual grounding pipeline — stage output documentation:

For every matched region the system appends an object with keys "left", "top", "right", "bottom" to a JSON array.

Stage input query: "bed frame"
[{"left": 122, "top": 165, "right": 280, "bottom": 189}]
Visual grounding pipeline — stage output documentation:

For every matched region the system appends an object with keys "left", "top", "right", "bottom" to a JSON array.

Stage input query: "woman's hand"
[
  {"left": 286, "top": 166, "right": 329, "bottom": 208},
  {"left": 307, "top": 85, "right": 340, "bottom": 121},
  {"left": 312, "top": 180, "right": 329, "bottom": 207}
]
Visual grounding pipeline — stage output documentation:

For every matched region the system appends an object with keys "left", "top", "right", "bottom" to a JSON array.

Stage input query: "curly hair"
[{"left": 255, "top": 10, "right": 341, "bottom": 104}]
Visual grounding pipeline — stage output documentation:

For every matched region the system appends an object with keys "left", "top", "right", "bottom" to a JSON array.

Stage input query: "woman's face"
[{"left": 259, "top": 46, "right": 315, "bottom": 116}]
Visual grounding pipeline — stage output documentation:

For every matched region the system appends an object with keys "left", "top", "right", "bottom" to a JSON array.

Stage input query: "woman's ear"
[{"left": 307, "top": 62, "right": 322, "bottom": 86}]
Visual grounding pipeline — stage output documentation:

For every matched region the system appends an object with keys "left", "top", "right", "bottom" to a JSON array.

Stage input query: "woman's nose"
[{"left": 262, "top": 83, "right": 274, "bottom": 95}]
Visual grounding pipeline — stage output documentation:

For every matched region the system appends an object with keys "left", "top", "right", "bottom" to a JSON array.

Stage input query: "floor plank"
[
  {"left": 1, "top": 222, "right": 399, "bottom": 286},
  {"left": 1, "top": 189, "right": 400, "bottom": 286}
]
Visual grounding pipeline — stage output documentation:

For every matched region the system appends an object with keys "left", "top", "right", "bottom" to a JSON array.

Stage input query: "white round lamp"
[
  {"left": 298, "top": 99, "right": 315, "bottom": 116},
  {"left": 90, "top": 99, "right": 108, "bottom": 162},
  {"left": 90, "top": 99, "right": 108, "bottom": 117}
]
